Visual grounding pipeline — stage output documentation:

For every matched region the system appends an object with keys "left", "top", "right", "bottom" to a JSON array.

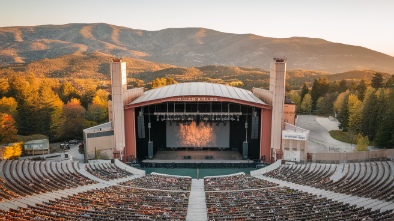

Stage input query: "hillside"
[
  {"left": 1, "top": 54, "right": 390, "bottom": 91},
  {"left": 1, "top": 23, "right": 394, "bottom": 73}
]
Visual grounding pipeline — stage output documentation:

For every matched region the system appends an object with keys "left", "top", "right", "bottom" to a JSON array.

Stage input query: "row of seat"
[
  {"left": 85, "top": 162, "right": 133, "bottom": 181},
  {"left": 265, "top": 161, "right": 394, "bottom": 201},
  {"left": 205, "top": 187, "right": 394, "bottom": 220},
  {"left": 204, "top": 173, "right": 278, "bottom": 191},
  {"left": 120, "top": 174, "right": 192, "bottom": 191},
  {"left": 0, "top": 160, "right": 96, "bottom": 201}
]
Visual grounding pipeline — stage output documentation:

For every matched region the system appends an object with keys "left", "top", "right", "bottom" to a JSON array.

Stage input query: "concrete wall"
[
  {"left": 85, "top": 134, "right": 115, "bottom": 160},
  {"left": 283, "top": 104, "right": 296, "bottom": 125},
  {"left": 270, "top": 61, "right": 286, "bottom": 159},
  {"left": 110, "top": 61, "right": 127, "bottom": 155},
  {"left": 311, "top": 149, "right": 393, "bottom": 162}
]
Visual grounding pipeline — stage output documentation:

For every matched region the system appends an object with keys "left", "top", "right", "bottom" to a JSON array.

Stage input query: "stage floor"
[{"left": 142, "top": 150, "right": 251, "bottom": 163}]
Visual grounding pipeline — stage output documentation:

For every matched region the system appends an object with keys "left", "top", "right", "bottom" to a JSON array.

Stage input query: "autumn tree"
[
  {"left": 0, "top": 113, "right": 18, "bottom": 144},
  {"left": 37, "top": 80, "right": 64, "bottom": 140},
  {"left": 334, "top": 91, "right": 349, "bottom": 131},
  {"left": 355, "top": 134, "right": 369, "bottom": 151},
  {"left": 3, "top": 142, "right": 23, "bottom": 159},
  {"left": 385, "top": 75, "right": 394, "bottom": 88},
  {"left": 0, "top": 97, "right": 18, "bottom": 118},
  {"left": 288, "top": 91, "right": 301, "bottom": 112},
  {"left": 62, "top": 98, "right": 85, "bottom": 140},
  {"left": 59, "top": 81, "right": 81, "bottom": 104},
  {"left": 80, "top": 87, "right": 96, "bottom": 110},
  {"left": 85, "top": 89, "right": 109, "bottom": 124},
  {"left": 151, "top": 77, "right": 177, "bottom": 89},
  {"left": 347, "top": 94, "right": 363, "bottom": 133}
]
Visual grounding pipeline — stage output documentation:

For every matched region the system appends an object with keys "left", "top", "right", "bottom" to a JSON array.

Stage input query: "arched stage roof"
[{"left": 128, "top": 82, "right": 268, "bottom": 108}]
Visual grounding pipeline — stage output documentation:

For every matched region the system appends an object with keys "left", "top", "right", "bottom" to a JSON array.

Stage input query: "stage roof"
[{"left": 130, "top": 82, "right": 266, "bottom": 106}]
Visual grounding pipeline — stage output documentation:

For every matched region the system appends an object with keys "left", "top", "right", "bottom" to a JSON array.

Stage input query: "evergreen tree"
[
  {"left": 385, "top": 75, "right": 394, "bottom": 88},
  {"left": 371, "top": 73, "right": 383, "bottom": 89},
  {"left": 356, "top": 80, "right": 367, "bottom": 101},
  {"left": 300, "top": 94, "right": 312, "bottom": 114},
  {"left": 374, "top": 89, "right": 394, "bottom": 148},
  {"left": 300, "top": 83, "right": 309, "bottom": 102},
  {"left": 338, "top": 80, "right": 348, "bottom": 93},
  {"left": 311, "top": 77, "right": 329, "bottom": 110},
  {"left": 360, "top": 91, "right": 379, "bottom": 140}
]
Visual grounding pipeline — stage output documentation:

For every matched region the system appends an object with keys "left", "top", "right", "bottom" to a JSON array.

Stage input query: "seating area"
[
  {"left": 0, "top": 185, "right": 190, "bottom": 220},
  {"left": 205, "top": 186, "right": 394, "bottom": 220},
  {"left": 120, "top": 173, "right": 192, "bottom": 191},
  {"left": 264, "top": 161, "right": 394, "bottom": 201},
  {"left": 0, "top": 160, "right": 96, "bottom": 201},
  {"left": 85, "top": 162, "right": 133, "bottom": 181},
  {"left": 204, "top": 173, "right": 278, "bottom": 191}
]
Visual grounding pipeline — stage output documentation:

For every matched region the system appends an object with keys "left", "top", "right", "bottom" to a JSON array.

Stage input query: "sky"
[{"left": 1, "top": 0, "right": 394, "bottom": 56}]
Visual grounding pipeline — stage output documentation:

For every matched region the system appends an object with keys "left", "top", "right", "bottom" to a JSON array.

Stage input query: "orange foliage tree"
[{"left": 0, "top": 113, "right": 18, "bottom": 144}]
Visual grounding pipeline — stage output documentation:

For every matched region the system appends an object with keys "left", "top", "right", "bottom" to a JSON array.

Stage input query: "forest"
[{"left": 1, "top": 57, "right": 394, "bottom": 153}]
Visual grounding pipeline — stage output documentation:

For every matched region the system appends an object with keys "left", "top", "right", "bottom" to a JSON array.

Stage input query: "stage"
[{"left": 142, "top": 150, "right": 252, "bottom": 164}]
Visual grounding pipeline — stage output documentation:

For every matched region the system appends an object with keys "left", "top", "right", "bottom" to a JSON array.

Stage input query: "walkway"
[
  {"left": 186, "top": 179, "right": 208, "bottom": 221},
  {"left": 254, "top": 174, "right": 394, "bottom": 212}
]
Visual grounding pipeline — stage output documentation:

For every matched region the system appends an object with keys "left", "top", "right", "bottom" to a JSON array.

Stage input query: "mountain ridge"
[{"left": 1, "top": 23, "right": 394, "bottom": 73}]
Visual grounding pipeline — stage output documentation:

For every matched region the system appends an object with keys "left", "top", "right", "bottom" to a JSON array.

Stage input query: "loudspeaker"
[
  {"left": 137, "top": 113, "right": 145, "bottom": 138},
  {"left": 64, "top": 153, "right": 69, "bottom": 159},
  {"left": 242, "top": 142, "right": 248, "bottom": 160},
  {"left": 251, "top": 115, "right": 259, "bottom": 139},
  {"left": 148, "top": 142, "right": 153, "bottom": 159},
  {"left": 111, "top": 159, "right": 115, "bottom": 163}
]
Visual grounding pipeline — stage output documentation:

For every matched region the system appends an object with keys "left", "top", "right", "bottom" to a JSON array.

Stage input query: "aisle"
[{"left": 186, "top": 179, "right": 208, "bottom": 221}]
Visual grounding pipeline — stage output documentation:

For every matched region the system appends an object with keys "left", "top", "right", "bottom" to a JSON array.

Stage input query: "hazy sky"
[{"left": 1, "top": 0, "right": 393, "bottom": 56}]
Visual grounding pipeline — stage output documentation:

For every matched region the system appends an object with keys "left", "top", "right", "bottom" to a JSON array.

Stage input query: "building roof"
[
  {"left": 130, "top": 82, "right": 266, "bottom": 106},
  {"left": 83, "top": 122, "right": 112, "bottom": 133}
]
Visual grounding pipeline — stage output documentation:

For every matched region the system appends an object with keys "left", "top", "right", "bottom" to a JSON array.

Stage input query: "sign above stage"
[{"left": 177, "top": 97, "right": 219, "bottom": 102}]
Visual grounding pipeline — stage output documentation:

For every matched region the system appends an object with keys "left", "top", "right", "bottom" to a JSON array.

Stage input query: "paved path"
[
  {"left": 296, "top": 115, "right": 354, "bottom": 153},
  {"left": 186, "top": 179, "right": 208, "bottom": 221},
  {"left": 254, "top": 175, "right": 394, "bottom": 212}
]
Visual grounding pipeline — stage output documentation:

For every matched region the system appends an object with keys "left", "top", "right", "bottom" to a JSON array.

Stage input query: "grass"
[
  {"left": 17, "top": 134, "right": 48, "bottom": 142},
  {"left": 329, "top": 130, "right": 357, "bottom": 144}
]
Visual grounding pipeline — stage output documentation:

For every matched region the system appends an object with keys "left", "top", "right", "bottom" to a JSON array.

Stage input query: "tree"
[
  {"left": 300, "top": 83, "right": 309, "bottom": 102},
  {"left": 85, "top": 89, "right": 109, "bottom": 124},
  {"left": 347, "top": 94, "right": 362, "bottom": 133},
  {"left": 3, "top": 142, "right": 23, "bottom": 159},
  {"left": 338, "top": 80, "right": 348, "bottom": 93},
  {"left": 0, "top": 113, "right": 18, "bottom": 144},
  {"left": 374, "top": 89, "right": 394, "bottom": 148},
  {"left": 80, "top": 88, "right": 96, "bottom": 110},
  {"left": 151, "top": 77, "right": 177, "bottom": 89},
  {"left": 37, "top": 81, "right": 64, "bottom": 140},
  {"left": 288, "top": 92, "right": 301, "bottom": 112},
  {"left": 62, "top": 99, "right": 85, "bottom": 139},
  {"left": 371, "top": 73, "right": 383, "bottom": 89},
  {"left": 356, "top": 80, "right": 367, "bottom": 101},
  {"left": 311, "top": 77, "right": 329, "bottom": 110},
  {"left": 59, "top": 81, "right": 81, "bottom": 104},
  {"left": 385, "top": 75, "right": 394, "bottom": 88},
  {"left": 0, "top": 97, "right": 18, "bottom": 118},
  {"left": 300, "top": 94, "right": 312, "bottom": 114},
  {"left": 360, "top": 91, "right": 379, "bottom": 140},
  {"left": 355, "top": 134, "right": 369, "bottom": 151}
]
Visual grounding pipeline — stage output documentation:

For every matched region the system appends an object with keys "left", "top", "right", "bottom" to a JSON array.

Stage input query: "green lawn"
[{"left": 329, "top": 130, "right": 357, "bottom": 144}]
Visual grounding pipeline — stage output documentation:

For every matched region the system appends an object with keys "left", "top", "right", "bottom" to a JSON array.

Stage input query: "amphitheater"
[{"left": 0, "top": 157, "right": 393, "bottom": 220}]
